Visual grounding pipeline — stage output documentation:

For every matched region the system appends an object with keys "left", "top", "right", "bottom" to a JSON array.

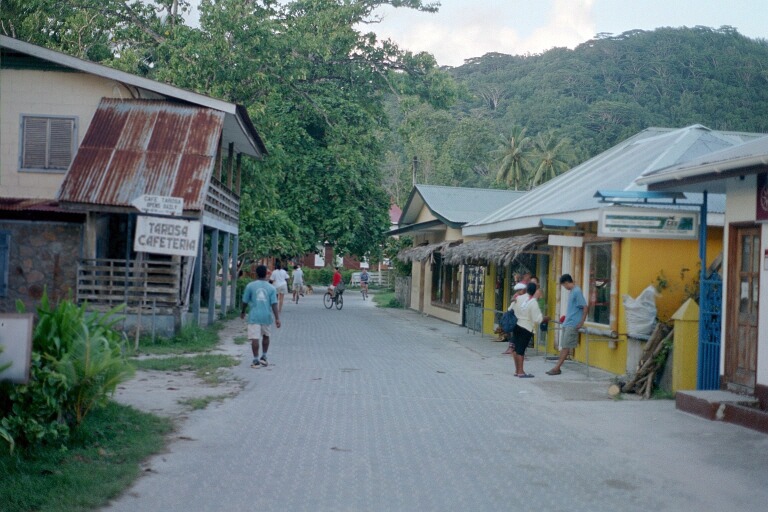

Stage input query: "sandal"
[
  {"left": 518, "top": 373, "right": 534, "bottom": 378},
  {"left": 546, "top": 369, "right": 561, "bottom": 375}
]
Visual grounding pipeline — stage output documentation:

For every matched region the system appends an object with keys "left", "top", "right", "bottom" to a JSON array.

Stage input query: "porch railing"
[
  {"left": 76, "top": 258, "right": 181, "bottom": 309},
  {"left": 204, "top": 176, "right": 240, "bottom": 227}
]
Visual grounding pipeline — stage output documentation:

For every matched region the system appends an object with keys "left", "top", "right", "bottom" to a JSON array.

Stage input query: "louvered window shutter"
[
  {"left": 48, "top": 118, "right": 74, "bottom": 169},
  {"left": 22, "top": 117, "right": 48, "bottom": 169}
]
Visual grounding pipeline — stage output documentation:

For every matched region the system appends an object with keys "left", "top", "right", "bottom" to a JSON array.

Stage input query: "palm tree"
[
  {"left": 493, "top": 126, "right": 532, "bottom": 190},
  {"left": 529, "top": 130, "right": 575, "bottom": 187}
]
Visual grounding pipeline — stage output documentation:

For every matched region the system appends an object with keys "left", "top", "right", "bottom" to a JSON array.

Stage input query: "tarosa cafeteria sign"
[{"left": 134, "top": 216, "right": 201, "bottom": 257}]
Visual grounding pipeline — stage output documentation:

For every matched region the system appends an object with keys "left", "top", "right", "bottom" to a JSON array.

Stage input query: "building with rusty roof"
[{"left": 0, "top": 35, "right": 265, "bottom": 331}]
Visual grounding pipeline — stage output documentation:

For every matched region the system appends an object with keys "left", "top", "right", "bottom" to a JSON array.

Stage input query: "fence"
[{"left": 76, "top": 258, "right": 180, "bottom": 310}]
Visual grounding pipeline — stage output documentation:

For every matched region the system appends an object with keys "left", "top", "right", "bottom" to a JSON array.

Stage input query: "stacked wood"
[{"left": 621, "top": 323, "right": 673, "bottom": 397}]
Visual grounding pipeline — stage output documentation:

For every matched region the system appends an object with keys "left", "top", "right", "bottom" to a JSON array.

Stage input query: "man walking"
[
  {"left": 547, "top": 274, "right": 588, "bottom": 375},
  {"left": 241, "top": 265, "right": 281, "bottom": 368},
  {"left": 360, "top": 268, "right": 369, "bottom": 300}
]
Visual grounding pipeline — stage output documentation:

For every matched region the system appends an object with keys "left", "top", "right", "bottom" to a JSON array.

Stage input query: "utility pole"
[{"left": 412, "top": 156, "right": 418, "bottom": 185}]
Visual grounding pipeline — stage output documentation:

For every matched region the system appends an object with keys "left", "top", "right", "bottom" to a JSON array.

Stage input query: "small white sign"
[
  {"left": 598, "top": 207, "right": 698, "bottom": 239},
  {"left": 131, "top": 194, "right": 184, "bottom": 216},
  {"left": 548, "top": 234, "right": 583, "bottom": 247},
  {"left": 0, "top": 313, "right": 34, "bottom": 384},
  {"left": 134, "top": 216, "right": 201, "bottom": 257}
]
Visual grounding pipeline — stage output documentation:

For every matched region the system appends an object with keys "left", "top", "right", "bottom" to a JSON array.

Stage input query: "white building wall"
[{"left": 0, "top": 69, "right": 132, "bottom": 199}]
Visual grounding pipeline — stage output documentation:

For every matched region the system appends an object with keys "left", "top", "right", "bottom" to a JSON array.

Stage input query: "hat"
[{"left": 514, "top": 282, "right": 527, "bottom": 291}]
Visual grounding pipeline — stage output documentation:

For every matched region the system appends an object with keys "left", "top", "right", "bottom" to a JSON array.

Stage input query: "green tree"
[
  {"left": 493, "top": 126, "right": 532, "bottom": 190},
  {"left": 529, "top": 130, "right": 576, "bottom": 187}
]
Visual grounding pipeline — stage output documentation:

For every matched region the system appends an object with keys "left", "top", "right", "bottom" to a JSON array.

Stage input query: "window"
[
  {"left": 0, "top": 232, "right": 9, "bottom": 297},
  {"left": 431, "top": 252, "right": 460, "bottom": 309},
  {"left": 20, "top": 115, "right": 77, "bottom": 171},
  {"left": 585, "top": 243, "right": 612, "bottom": 325}
]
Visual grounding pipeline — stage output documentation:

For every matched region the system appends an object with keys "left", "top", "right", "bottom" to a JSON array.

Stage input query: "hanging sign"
[
  {"left": 131, "top": 194, "right": 184, "bottom": 217},
  {"left": 134, "top": 216, "right": 201, "bottom": 257},
  {"left": 0, "top": 313, "right": 34, "bottom": 384},
  {"left": 598, "top": 207, "right": 698, "bottom": 239},
  {"left": 548, "top": 235, "right": 583, "bottom": 247},
  {"left": 757, "top": 173, "right": 768, "bottom": 222}
]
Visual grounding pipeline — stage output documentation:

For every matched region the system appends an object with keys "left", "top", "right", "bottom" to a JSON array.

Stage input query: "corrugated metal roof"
[
  {"left": 463, "top": 125, "right": 764, "bottom": 235},
  {"left": 0, "top": 198, "right": 67, "bottom": 213},
  {"left": 400, "top": 185, "right": 526, "bottom": 226},
  {"left": 58, "top": 99, "right": 224, "bottom": 211}
]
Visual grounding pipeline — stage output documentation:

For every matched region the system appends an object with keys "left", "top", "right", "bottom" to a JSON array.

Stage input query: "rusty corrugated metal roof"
[
  {"left": 58, "top": 99, "right": 224, "bottom": 211},
  {"left": 0, "top": 198, "right": 67, "bottom": 213}
]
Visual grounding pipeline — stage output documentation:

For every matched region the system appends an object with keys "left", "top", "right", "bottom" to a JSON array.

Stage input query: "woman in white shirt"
[
  {"left": 271, "top": 262, "right": 290, "bottom": 313},
  {"left": 509, "top": 282, "right": 547, "bottom": 378}
]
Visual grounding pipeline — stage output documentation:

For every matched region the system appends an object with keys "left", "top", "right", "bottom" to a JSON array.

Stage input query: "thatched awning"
[
  {"left": 397, "top": 240, "right": 463, "bottom": 263},
  {"left": 442, "top": 234, "right": 547, "bottom": 266}
]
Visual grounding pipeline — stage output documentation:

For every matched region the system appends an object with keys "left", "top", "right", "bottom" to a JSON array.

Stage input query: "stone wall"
[{"left": 0, "top": 220, "right": 83, "bottom": 313}]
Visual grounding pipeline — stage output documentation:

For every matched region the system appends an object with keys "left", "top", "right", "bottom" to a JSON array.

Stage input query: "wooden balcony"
[{"left": 204, "top": 176, "right": 240, "bottom": 230}]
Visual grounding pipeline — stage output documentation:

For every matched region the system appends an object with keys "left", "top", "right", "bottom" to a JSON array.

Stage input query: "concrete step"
[{"left": 677, "top": 390, "right": 768, "bottom": 434}]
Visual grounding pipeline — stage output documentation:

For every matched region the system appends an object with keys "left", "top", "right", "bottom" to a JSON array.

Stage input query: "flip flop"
[
  {"left": 518, "top": 373, "right": 534, "bottom": 378},
  {"left": 546, "top": 369, "right": 562, "bottom": 375}
]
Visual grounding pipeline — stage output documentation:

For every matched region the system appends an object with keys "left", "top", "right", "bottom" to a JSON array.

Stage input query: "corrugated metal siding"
[{"left": 58, "top": 99, "right": 224, "bottom": 211}]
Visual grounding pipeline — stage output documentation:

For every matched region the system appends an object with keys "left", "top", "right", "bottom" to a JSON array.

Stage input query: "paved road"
[{"left": 106, "top": 290, "right": 768, "bottom": 512}]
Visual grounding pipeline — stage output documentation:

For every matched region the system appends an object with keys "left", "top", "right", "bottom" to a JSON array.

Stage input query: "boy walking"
[
  {"left": 547, "top": 274, "right": 588, "bottom": 375},
  {"left": 241, "top": 265, "right": 281, "bottom": 368}
]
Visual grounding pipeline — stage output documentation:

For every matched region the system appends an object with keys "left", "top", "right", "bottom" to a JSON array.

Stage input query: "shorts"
[
  {"left": 247, "top": 323, "right": 271, "bottom": 340},
  {"left": 560, "top": 326, "right": 580, "bottom": 349},
  {"left": 512, "top": 324, "right": 533, "bottom": 356},
  {"left": 276, "top": 284, "right": 288, "bottom": 295}
]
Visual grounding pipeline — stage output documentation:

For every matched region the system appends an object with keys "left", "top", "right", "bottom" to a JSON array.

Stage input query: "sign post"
[
  {"left": 134, "top": 216, "right": 201, "bottom": 257},
  {"left": 131, "top": 194, "right": 184, "bottom": 217}
]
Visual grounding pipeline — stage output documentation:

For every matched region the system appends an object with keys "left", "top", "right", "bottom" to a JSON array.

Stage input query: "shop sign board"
[
  {"left": 598, "top": 207, "right": 698, "bottom": 239},
  {"left": 0, "top": 313, "right": 34, "bottom": 384},
  {"left": 134, "top": 216, "right": 201, "bottom": 257},
  {"left": 131, "top": 194, "right": 184, "bottom": 217}
]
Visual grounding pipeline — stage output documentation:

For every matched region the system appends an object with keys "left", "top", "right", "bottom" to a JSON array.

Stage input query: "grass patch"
[
  {"left": 233, "top": 335, "right": 248, "bottom": 345},
  {"left": 132, "top": 354, "right": 240, "bottom": 385},
  {"left": 0, "top": 402, "right": 171, "bottom": 512},
  {"left": 372, "top": 289, "right": 401, "bottom": 308},
  {"left": 652, "top": 389, "right": 677, "bottom": 400},
  {"left": 133, "top": 323, "right": 223, "bottom": 356},
  {"left": 177, "top": 393, "right": 235, "bottom": 411}
]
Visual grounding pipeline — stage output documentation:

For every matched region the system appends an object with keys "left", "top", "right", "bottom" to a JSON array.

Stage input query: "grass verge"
[
  {"left": 133, "top": 322, "right": 224, "bottom": 356},
  {"left": 132, "top": 354, "right": 240, "bottom": 385},
  {"left": 0, "top": 402, "right": 171, "bottom": 512},
  {"left": 372, "top": 289, "right": 401, "bottom": 308},
  {"left": 178, "top": 393, "right": 236, "bottom": 411},
  {"left": 233, "top": 335, "right": 248, "bottom": 345}
]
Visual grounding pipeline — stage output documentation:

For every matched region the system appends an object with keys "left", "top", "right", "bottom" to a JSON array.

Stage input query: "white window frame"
[
  {"left": 582, "top": 241, "right": 618, "bottom": 333},
  {"left": 19, "top": 114, "right": 78, "bottom": 173}
]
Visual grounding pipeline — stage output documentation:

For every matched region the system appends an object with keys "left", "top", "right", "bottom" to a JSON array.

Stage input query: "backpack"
[{"left": 500, "top": 310, "right": 518, "bottom": 333}]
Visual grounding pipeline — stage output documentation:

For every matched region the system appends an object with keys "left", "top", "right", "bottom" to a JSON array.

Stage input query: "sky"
[{"left": 185, "top": 1, "right": 768, "bottom": 68}]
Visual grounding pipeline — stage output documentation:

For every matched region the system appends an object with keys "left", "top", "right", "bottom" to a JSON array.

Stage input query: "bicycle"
[
  {"left": 360, "top": 281, "right": 368, "bottom": 300},
  {"left": 323, "top": 288, "right": 344, "bottom": 310}
]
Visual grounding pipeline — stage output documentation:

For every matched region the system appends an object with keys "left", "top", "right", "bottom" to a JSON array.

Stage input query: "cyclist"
[
  {"left": 360, "top": 268, "right": 370, "bottom": 300},
  {"left": 328, "top": 267, "right": 343, "bottom": 298}
]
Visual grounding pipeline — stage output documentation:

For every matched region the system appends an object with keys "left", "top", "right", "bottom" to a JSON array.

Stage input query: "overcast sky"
[{"left": 186, "top": 1, "right": 768, "bottom": 67}]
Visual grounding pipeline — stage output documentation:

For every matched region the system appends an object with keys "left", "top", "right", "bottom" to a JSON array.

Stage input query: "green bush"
[
  {"left": 302, "top": 267, "right": 353, "bottom": 286},
  {"left": 1, "top": 293, "right": 132, "bottom": 451}
]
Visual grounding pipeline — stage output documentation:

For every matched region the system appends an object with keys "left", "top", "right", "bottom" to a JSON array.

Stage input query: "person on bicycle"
[
  {"left": 328, "top": 267, "right": 343, "bottom": 298},
  {"left": 360, "top": 268, "right": 369, "bottom": 300}
]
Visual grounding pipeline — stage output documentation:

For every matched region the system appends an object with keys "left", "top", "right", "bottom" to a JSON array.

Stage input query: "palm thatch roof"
[
  {"left": 396, "top": 240, "right": 462, "bottom": 263},
  {"left": 442, "top": 234, "right": 547, "bottom": 266}
]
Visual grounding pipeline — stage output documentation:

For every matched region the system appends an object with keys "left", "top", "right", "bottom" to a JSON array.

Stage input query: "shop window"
[
  {"left": 0, "top": 232, "right": 9, "bottom": 297},
  {"left": 585, "top": 243, "right": 612, "bottom": 325},
  {"left": 431, "top": 252, "right": 460, "bottom": 309},
  {"left": 20, "top": 115, "right": 77, "bottom": 171}
]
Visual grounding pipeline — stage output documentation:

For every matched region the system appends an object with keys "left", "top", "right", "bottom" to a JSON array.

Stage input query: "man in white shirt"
[
  {"left": 291, "top": 264, "right": 304, "bottom": 304},
  {"left": 271, "top": 262, "right": 290, "bottom": 313}
]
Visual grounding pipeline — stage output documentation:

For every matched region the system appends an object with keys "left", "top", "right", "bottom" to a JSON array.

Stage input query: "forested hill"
[{"left": 384, "top": 26, "right": 768, "bottom": 200}]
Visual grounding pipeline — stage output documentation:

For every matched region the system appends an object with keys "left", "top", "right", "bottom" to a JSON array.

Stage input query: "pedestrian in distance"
[
  {"left": 547, "top": 273, "right": 588, "bottom": 375},
  {"left": 271, "top": 261, "right": 289, "bottom": 313},
  {"left": 360, "top": 268, "right": 369, "bottom": 300},
  {"left": 502, "top": 282, "right": 528, "bottom": 355},
  {"left": 291, "top": 264, "right": 304, "bottom": 304},
  {"left": 328, "top": 266, "right": 343, "bottom": 298},
  {"left": 241, "top": 264, "right": 281, "bottom": 368},
  {"left": 509, "top": 281, "right": 548, "bottom": 377}
]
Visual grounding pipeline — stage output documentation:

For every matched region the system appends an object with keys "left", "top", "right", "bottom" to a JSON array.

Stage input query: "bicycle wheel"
[
  {"left": 335, "top": 294, "right": 344, "bottom": 310},
  {"left": 323, "top": 292, "right": 333, "bottom": 309}
]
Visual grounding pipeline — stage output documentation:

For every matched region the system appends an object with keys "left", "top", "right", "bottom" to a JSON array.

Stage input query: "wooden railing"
[
  {"left": 77, "top": 258, "right": 180, "bottom": 309},
  {"left": 204, "top": 176, "right": 240, "bottom": 227}
]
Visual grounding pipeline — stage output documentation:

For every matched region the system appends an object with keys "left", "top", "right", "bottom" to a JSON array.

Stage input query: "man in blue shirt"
[
  {"left": 547, "top": 273, "right": 588, "bottom": 375},
  {"left": 241, "top": 265, "right": 281, "bottom": 368}
]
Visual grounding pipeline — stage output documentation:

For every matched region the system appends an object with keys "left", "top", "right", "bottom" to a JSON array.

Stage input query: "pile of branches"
[{"left": 621, "top": 323, "right": 674, "bottom": 398}]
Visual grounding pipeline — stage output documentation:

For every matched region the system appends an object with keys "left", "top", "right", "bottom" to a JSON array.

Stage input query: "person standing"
[
  {"left": 360, "top": 268, "right": 369, "bottom": 300},
  {"left": 510, "top": 282, "right": 547, "bottom": 377},
  {"left": 547, "top": 273, "right": 588, "bottom": 375},
  {"left": 291, "top": 264, "right": 304, "bottom": 304},
  {"left": 271, "top": 262, "right": 289, "bottom": 313},
  {"left": 241, "top": 265, "right": 281, "bottom": 368},
  {"left": 502, "top": 282, "right": 528, "bottom": 355}
]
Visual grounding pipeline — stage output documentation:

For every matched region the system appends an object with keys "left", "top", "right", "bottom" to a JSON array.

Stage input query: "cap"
[{"left": 514, "top": 282, "right": 527, "bottom": 291}]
